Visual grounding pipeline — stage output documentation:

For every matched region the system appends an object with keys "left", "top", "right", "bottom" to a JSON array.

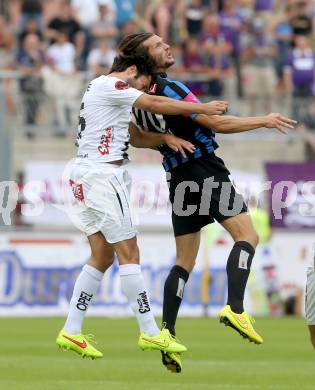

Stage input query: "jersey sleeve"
[
  {"left": 105, "top": 78, "right": 144, "bottom": 106},
  {"left": 162, "top": 80, "right": 200, "bottom": 119}
]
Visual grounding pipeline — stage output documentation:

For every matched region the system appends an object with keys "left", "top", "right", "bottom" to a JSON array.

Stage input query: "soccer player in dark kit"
[{"left": 121, "top": 33, "right": 296, "bottom": 372}]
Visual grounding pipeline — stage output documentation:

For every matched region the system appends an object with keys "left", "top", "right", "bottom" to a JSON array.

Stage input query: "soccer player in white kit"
[
  {"left": 305, "top": 245, "right": 315, "bottom": 348},
  {"left": 56, "top": 50, "right": 228, "bottom": 359}
]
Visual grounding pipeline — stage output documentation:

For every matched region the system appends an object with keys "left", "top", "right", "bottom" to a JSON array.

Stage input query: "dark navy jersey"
[{"left": 131, "top": 74, "right": 218, "bottom": 171}]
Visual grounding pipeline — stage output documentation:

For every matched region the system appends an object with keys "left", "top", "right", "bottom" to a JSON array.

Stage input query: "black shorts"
[{"left": 168, "top": 154, "right": 248, "bottom": 236}]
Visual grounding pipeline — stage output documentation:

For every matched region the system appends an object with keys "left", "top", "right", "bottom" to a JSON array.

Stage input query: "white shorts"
[
  {"left": 306, "top": 267, "right": 315, "bottom": 325},
  {"left": 68, "top": 161, "right": 137, "bottom": 243}
]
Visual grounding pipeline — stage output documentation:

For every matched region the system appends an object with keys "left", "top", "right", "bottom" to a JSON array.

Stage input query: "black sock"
[
  {"left": 162, "top": 265, "right": 189, "bottom": 336},
  {"left": 226, "top": 241, "right": 255, "bottom": 314}
]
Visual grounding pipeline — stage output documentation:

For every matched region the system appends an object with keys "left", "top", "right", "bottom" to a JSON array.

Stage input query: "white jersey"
[{"left": 76, "top": 75, "right": 143, "bottom": 164}]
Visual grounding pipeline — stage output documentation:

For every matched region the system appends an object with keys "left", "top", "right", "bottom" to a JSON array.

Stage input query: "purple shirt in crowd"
[
  {"left": 255, "top": 0, "right": 273, "bottom": 12},
  {"left": 286, "top": 49, "right": 315, "bottom": 92},
  {"left": 219, "top": 11, "right": 243, "bottom": 55}
]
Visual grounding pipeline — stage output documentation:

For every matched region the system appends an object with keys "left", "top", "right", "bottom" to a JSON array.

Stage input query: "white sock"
[
  {"left": 64, "top": 264, "right": 103, "bottom": 334},
  {"left": 119, "top": 264, "right": 160, "bottom": 336}
]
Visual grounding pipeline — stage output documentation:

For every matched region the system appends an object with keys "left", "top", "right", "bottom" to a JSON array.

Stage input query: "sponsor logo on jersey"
[
  {"left": 115, "top": 80, "right": 130, "bottom": 90},
  {"left": 98, "top": 127, "right": 112, "bottom": 155},
  {"left": 69, "top": 179, "right": 84, "bottom": 202}
]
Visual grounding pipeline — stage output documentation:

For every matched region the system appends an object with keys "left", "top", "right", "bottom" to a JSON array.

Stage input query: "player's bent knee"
[{"left": 310, "top": 336, "right": 315, "bottom": 349}]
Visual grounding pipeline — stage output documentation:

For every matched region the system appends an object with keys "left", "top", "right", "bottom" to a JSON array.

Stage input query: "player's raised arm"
[
  {"left": 133, "top": 93, "right": 228, "bottom": 116},
  {"left": 194, "top": 113, "right": 297, "bottom": 134}
]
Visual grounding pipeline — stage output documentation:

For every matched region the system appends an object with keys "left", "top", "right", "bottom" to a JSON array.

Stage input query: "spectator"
[
  {"left": 43, "top": 30, "right": 82, "bottom": 135},
  {"left": 18, "top": 0, "right": 43, "bottom": 32},
  {"left": 298, "top": 126, "right": 315, "bottom": 160},
  {"left": 168, "top": 42, "right": 184, "bottom": 71},
  {"left": 18, "top": 18, "right": 43, "bottom": 47},
  {"left": 297, "top": 100, "right": 315, "bottom": 160},
  {"left": 181, "top": 0, "right": 205, "bottom": 38},
  {"left": 118, "top": 20, "right": 139, "bottom": 41},
  {"left": 255, "top": 0, "right": 273, "bottom": 12},
  {"left": 46, "top": 1, "right": 85, "bottom": 67},
  {"left": 284, "top": 35, "right": 315, "bottom": 123},
  {"left": 219, "top": 0, "right": 245, "bottom": 98},
  {"left": 72, "top": 0, "right": 117, "bottom": 68},
  {"left": 16, "top": 33, "right": 45, "bottom": 137},
  {"left": 182, "top": 37, "right": 205, "bottom": 71},
  {"left": 0, "top": 15, "right": 15, "bottom": 116},
  {"left": 46, "top": 30, "right": 76, "bottom": 74},
  {"left": 0, "top": 15, "right": 14, "bottom": 69},
  {"left": 270, "top": 6, "right": 293, "bottom": 90},
  {"left": 201, "top": 14, "right": 231, "bottom": 97},
  {"left": 182, "top": 37, "right": 207, "bottom": 96},
  {"left": 71, "top": 0, "right": 100, "bottom": 29},
  {"left": 243, "top": 17, "right": 277, "bottom": 114},
  {"left": 42, "top": 0, "right": 65, "bottom": 27},
  {"left": 289, "top": 0, "right": 312, "bottom": 37},
  {"left": 87, "top": 40, "right": 116, "bottom": 77},
  {"left": 144, "top": 0, "right": 171, "bottom": 42},
  {"left": 115, "top": 0, "right": 139, "bottom": 29},
  {"left": 201, "top": 14, "right": 231, "bottom": 55},
  {"left": 210, "top": 0, "right": 225, "bottom": 13},
  {"left": 233, "top": 0, "right": 255, "bottom": 23},
  {"left": 91, "top": 1, "right": 117, "bottom": 47},
  {"left": 208, "top": 43, "right": 231, "bottom": 98}
]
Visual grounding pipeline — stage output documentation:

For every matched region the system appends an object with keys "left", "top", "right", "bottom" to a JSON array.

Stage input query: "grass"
[{"left": 0, "top": 317, "right": 314, "bottom": 390}]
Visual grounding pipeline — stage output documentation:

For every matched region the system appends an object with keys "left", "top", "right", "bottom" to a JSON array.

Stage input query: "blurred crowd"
[{"left": 0, "top": 0, "right": 315, "bottom": 155}]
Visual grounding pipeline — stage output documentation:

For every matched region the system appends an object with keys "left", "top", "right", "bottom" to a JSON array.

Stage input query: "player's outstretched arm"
[
  {"left": 129, "top": 122, "right": 195, "bottom": 157},
  {"left": 133, "top": 93, "right": 228, "bottom": 116},
  {"left": 194, "top": 113, "right": 297, "bottom": 134},
  {"left": 196, "top": 113, "right": 297, "bottom": 134}
]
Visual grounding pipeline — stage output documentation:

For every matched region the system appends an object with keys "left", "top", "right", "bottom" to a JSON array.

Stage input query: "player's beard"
[{"left": 155, "top": 55, "right": 175, "bottom": 72}]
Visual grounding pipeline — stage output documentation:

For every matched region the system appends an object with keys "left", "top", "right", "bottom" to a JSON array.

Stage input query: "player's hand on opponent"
[
  {"left": 163, "top": 134, "right": 195, "bottom": 158},
  {"left": 204, "top": 100, "right": 228, "bottom": 116},
  {"left": 264, "top": 113, "right": 297, "bottom": 134}
]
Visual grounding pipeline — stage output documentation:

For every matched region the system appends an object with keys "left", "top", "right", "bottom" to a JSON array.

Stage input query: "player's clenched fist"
[{"left": 204, "top": 100, "right": 228, "bottom": 116}]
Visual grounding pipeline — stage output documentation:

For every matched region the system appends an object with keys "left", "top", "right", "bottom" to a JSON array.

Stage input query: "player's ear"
[{"left": 128, "top": 65, "right": 137, "bottom": 76}]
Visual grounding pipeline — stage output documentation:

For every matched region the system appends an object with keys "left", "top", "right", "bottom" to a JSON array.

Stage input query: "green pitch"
[{"left": 1, "top": 317, "right": 314, "bottom": 390}]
